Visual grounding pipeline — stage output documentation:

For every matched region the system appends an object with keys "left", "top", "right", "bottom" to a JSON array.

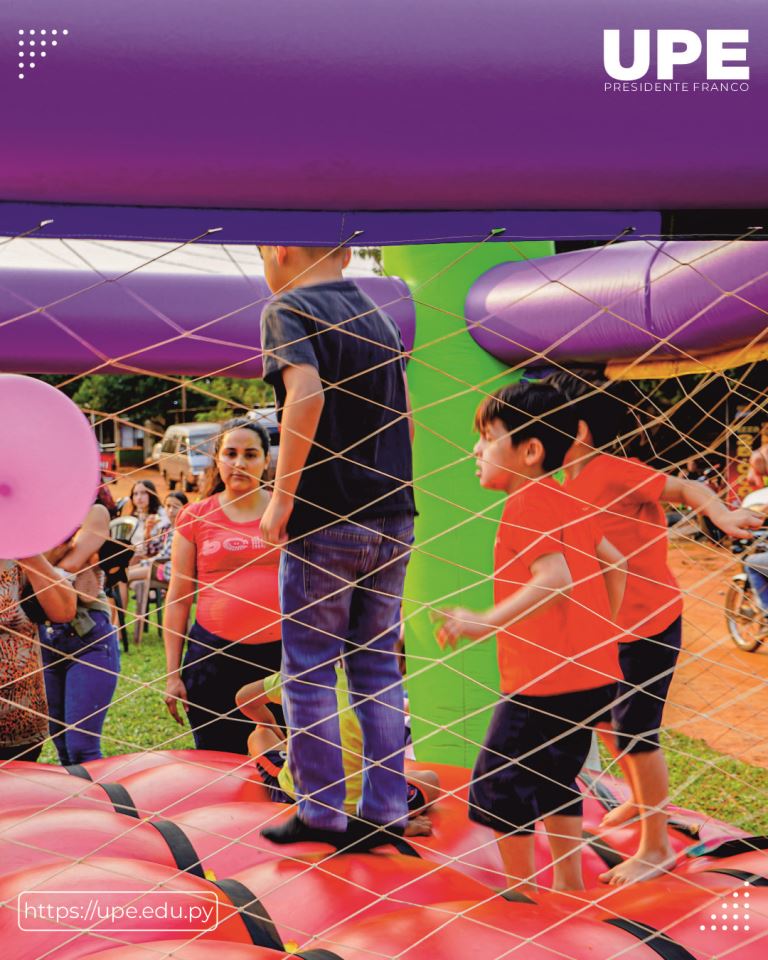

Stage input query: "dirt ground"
[
  {"left": 666, "top": 535, "right": 768, "bottom": 768},
  {"left": 110, "top": 468, "right": 768, "bottom": 768}
]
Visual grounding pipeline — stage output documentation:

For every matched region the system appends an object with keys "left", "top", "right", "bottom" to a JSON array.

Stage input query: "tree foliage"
[
  {"left": 36, "top": 373, "right": 275, "bottom": 427},
  {"left": 193, "top": 377, "right": 275, "bottom": 422}
]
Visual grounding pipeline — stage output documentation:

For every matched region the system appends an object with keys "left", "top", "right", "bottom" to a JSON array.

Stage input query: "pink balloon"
[{"left": 0, "top": 375, "right": 99, "bottom": 558}]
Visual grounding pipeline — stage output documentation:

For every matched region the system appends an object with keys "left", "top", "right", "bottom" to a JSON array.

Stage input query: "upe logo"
[{"left": 603, "top": 30, "right": 749, "bottom": 93}]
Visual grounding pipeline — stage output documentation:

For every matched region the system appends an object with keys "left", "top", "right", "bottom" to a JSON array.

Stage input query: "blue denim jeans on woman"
[
  {"left": 280, "top": 514, "right": 413, "bottom": 832},
  {"left": 41, "top": 610, "right": 120, "bottom": 765}
]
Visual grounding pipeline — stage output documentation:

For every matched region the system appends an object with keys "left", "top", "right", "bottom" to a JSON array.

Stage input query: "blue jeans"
[
  {"left": 42, "top": 611, "right": 120, "bottom": 765},
  {"left": 280, "top": 514, "right": 413, "bottom": 831}
]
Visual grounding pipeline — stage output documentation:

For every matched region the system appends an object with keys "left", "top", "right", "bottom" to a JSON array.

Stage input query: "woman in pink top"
[{"left": 162, "top": 419, "right": 281, "bottom": 752}]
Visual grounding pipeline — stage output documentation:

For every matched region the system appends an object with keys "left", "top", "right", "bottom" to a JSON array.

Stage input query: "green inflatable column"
[{"left": 382, "top": 241, "right": 554, "bottom": 767}]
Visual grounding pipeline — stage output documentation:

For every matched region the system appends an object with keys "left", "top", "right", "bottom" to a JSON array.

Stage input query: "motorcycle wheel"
[{"left": 724, "top": 579, "right": 766, "bottom": 652}]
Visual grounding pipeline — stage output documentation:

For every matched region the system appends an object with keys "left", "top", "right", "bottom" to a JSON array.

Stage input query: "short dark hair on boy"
[
  {"left": 474, "top": 381, "right": 578, "bottom": 472},
  {"left": 543, "top": 371, "right": 629, "bottom": 450},
  {"left": 302, "top": 246, "right": 348, "bottom": 261}
]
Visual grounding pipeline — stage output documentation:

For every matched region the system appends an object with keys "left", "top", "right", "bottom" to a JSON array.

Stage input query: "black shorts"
[
  {"left": 407, "top": 782, "right": 427, "bottom": 812},
  {"left": 612, "top": 616, "right": 682, "bottom": 755},
  {"left": 469, "top": 684, "right": 616, "bottom": 835},
  {"left": 253, "top": 749, "right": 294, "bottom": 804}
]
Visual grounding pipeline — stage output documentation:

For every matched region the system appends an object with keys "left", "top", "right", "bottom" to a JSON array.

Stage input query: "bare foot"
[
  {"left": 599, "top": 800, "right": 639, "bottom": 830},
  {"left": 599, "top": 847, "right": 677, "bottom": 886},
  {"left": 404, "top": 814, "right": 433, "bottom": 837}
]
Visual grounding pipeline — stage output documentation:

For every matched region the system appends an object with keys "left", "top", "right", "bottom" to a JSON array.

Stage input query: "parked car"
[
  {"left": 247, "top": 407, "right": 279, "bottom": 482},
  {"left": 148, "top": 440, "right": 163, "bottom": 466},
  {"left": 158, "top": 422, "right": 221, "bottom": 492}
]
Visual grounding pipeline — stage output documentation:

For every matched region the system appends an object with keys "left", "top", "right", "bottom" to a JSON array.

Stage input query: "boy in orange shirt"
[
  {"left": 546, "top": 372, "right": 762, "bottom": 885},
  {"left": 437, "top": 383, "right": 627, "bottom": 895}
]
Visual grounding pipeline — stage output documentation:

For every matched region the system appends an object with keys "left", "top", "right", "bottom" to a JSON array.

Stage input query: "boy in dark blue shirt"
[{"left": 258, "top": 245, "right": 415, "bottom": 849}]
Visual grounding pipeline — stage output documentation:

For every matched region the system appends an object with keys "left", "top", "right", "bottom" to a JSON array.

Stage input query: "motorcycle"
[{"left": 724, "top": 533, "right": 768, "bottom": 653}]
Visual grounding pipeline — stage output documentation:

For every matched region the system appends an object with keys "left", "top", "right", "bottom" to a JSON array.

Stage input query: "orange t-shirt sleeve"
[{"left": 613, "top": 458, "right": 667, "bottom": 507}]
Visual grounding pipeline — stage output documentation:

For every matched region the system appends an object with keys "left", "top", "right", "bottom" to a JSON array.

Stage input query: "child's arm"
[
  {"left": 595, "top": 536, "right": 627, "bottom": 621},
  {"left": 436, "top": 552, "right": 572, "bottom": 650},
  {"left": 235, "top": 679, "right": 278, "bottom": 727},
  {"left": 662, "top": 475, "right": 764, "bottom": 538},
  {"left": 261, "top": 363, "right": 325, "bottom": 544},
  {"left": 237, "top": 678, "right": 285, "bottom": 756}
]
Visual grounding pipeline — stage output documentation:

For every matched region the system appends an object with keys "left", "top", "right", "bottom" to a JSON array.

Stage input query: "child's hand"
[
  {"left": 434, "top": 607, "right": 490, "bottom": 650},
  {"left": 713, "top": 506, "right": 765, "bottom": 539},
  {"left": 260, "top": 495, "right": 292, "bottom": 545}
]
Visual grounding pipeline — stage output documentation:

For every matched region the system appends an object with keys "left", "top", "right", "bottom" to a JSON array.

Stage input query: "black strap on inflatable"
[
  {"left": 695, "top": 836, "right": 768, "bottom": 859},
  {"left": 345, "top": 829, "right": 421, "bottom": 858},
  {"left": 388, "top": 835, "right": 421, "bottom": 858},
  {"left": 582, "top": 830, "right": 624, "bottom": 869},
  {"left": 99, "top": 782, "right": 140, "bottom": 818},
  {"left": 706, "top": 868, "right": 768, "bottom": 886},
  {"left": 213, "top": 877, "right": 283, "bottom": 951},
  {"left": 577, "top": 769, "right": 620, "bottom": 811},
  {"left": 65, "top": 764, "right": 93, "bottom": 781},
  {"left": 500, "top": 888, "right": 537, "bottom": 904},
  {"left": 667, "top": 819, "right": 700, "bottom": 840},
  {"left": 149, "top": 820, "right": 206, "bottom": 879},
  {"left": 296, "top": 951, "right": 347, "bottom": 960},
  {"left": 604, "top": 918, "right": 697, "bottom": 960}
]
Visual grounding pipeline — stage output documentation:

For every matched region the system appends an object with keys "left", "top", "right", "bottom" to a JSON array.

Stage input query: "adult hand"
[
  {"left": 164, "top": 676, "right": 189, "bottom": 726},
  {"left": 748, "top": 444, "right": 768, "bottom": 488},
  {"left": 260, "top": 495, "right": 293, "bottom": 545}
]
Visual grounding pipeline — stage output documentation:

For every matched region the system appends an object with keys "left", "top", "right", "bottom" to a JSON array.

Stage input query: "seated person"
[
  {"left": 236, "top": 666, "right": 440, "bottom": 837},
  {"left": 127, "top": 491, "right": 188, "bottom": 631},
  {"left": 119, "top": 480, "right": 169, "bottom": 612}
]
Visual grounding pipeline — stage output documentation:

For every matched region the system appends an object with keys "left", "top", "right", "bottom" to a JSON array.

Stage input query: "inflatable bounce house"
[{"left": 1, "top": 2, "right": 768, "bottom": 958}]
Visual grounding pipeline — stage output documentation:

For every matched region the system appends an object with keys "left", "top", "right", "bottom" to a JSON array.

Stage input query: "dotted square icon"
[{"left": 17, "top": 27, "right": 69, "bottom": 79}]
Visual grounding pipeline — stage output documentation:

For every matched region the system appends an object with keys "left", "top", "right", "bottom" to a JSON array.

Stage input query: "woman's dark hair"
[
  {"left": 201, "top": 418, "right": 271, "bottom": 498},
  {"left": 94, "top": 478, "right": 118, "bottom": 518},
  {"left": 474, "top": 381, "right": 578, "bottom": 473},
  {"left": 128, "top": 478, "right": 162, "bottom": 516},
  {"left": 165, "top": 491, "right": 189, "bottom": 508}
]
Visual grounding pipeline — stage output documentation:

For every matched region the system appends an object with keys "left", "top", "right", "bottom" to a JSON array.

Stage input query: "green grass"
[
  {"left": 38, "top": 608, "right": 768, "bottom": 837},
  {"left": 597, "top": 732, "right": 768, "bottom": 836},
  {"left": 663, "top": 730, "right": 768, "bottom": 834}
]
